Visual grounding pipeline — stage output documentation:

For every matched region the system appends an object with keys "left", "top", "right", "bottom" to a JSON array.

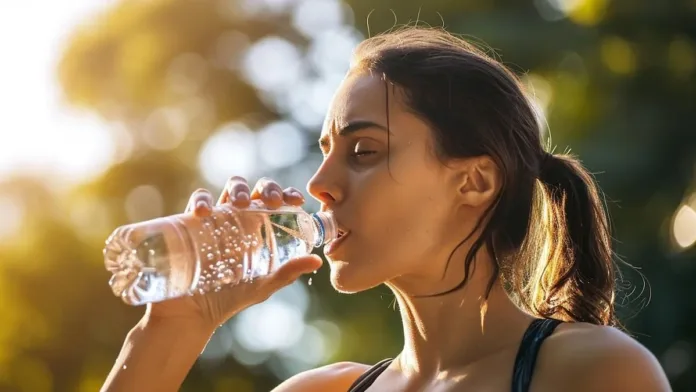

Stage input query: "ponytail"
[{"left": 514, "top": 153, "right": 617, "bottom": 326}]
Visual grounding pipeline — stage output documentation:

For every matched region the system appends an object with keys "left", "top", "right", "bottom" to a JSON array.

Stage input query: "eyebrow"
[{"left": 318, "top": 120, "right": 389, "bottom": 149}]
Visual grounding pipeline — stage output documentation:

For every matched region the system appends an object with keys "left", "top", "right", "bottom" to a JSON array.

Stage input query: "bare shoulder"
[
  {"left": 272, "top": 361, "right": 371, "bottom": 392},
  {"left": 534, "top": 322, "right": 672, "bottom": 392}
]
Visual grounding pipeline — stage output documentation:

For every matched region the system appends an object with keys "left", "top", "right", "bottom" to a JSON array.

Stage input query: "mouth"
[{"left": 325, "top": 227, "right": 350, "bottom": 255}]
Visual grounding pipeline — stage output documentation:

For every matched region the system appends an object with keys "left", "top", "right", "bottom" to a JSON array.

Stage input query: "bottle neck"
[{"left": 311, "top": 211, "right": 337, "bottom": 247}]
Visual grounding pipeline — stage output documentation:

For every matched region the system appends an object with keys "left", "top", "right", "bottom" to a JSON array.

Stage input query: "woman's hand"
[
  {"left": 103, "top": 176, "right": 321, "bottom": 392},
  {"left": 147, "top": 176, "right": 323, "bottom": 330}
]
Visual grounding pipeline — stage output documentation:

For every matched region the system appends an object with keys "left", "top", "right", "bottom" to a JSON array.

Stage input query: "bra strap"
[
  {"left": 347, "top": 358, "right": 394, "bottom": 392},
  {"left": 511, "top": 318, "right": 563, "bottom": 392}
]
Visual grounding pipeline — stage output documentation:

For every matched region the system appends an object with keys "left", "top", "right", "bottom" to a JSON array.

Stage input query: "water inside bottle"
[{"left": 104, "top": 206, "right": 318, "bottom": 305}]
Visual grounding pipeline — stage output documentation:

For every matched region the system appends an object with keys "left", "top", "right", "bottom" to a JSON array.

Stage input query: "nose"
[{"left": 307, "top": 161, "right": 343, "bottom": 208}]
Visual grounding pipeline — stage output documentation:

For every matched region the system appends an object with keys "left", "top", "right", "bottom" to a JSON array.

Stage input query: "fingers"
[
  {"left": 216, "top": 176, "right": 304, "bottom": 211},
  {"left": 185, "top": 189, "right": 214, "bottom": 217},
  {"left": 251, "top": 177, "right": 284, "bottom": 209},
  {"left": 271, "top": 255, "right": 322, "bottom": 287},
  {"left": 282, "top": 187, "right": 305, "bottom": 206},
  {"left": 218, "top": 176, "right": 251, "bottom": 208}
]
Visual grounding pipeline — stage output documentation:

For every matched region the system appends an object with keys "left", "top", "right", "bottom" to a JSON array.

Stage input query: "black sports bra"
[{"left": 347, "top": 318, "right": 562, "bottom": 392}]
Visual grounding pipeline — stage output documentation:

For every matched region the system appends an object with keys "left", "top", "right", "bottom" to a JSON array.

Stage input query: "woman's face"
[{"left": 307, "top": 71, "right": 475, "bottom": 294}]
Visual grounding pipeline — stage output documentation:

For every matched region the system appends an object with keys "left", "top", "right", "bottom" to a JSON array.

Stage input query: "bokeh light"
[
  {"left": 600, "top": 36, "right": 637, "bottom": 76},
  {"left": 292, "top": 0, "right": 348, "bottom": 39},
  {"left": 663, "top": 341, "right": 694, "bottom": 378},
  {"left": 142, "top": 108, "right": 189, "bottom": 151},
  {"left": 198, "top": 123, "right": 258, "bottom": 185},
  {"left": 257, "top": 121, "right": 307, "bottom": 170},
  {"left": 241, "top": 36, "right": 303, "bottom": 93},
  {"left": 672, "top": 202, "right": 696, "bottom": 250},
  {"left": 124, "top": 185, "right": 165, "bottom": 223},
  {"left": 667, "top": 37, "right": 696, "bottom": 79},
  {"left": 235, "top": 301, "right": 305, "bottom": 352}
]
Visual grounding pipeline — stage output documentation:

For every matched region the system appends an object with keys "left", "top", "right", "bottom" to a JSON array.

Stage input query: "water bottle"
[{"left": 103, "top": 202, "right": 337, "bottom": 306}]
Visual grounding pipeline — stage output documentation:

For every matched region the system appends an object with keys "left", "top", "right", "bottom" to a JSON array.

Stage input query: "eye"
[{"left": 351, "top": 140, "right": 378, "bottom": 158}]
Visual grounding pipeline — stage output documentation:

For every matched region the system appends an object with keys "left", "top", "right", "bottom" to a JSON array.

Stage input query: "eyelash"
[{"left": 352, "top": 150, "right": 376, "bottom": 157}]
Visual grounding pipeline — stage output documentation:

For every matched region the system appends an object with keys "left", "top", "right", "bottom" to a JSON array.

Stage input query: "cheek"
[{"left": 346, "top": 169, "right": 451, "bottom": 268}]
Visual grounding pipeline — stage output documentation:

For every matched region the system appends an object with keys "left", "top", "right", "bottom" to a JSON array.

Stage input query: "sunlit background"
[{"left": 0, "top": 0, "right": 695, "bottom": 391}]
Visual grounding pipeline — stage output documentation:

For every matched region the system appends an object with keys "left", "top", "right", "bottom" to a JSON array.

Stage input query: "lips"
[{"left": 325, "top": 228, "right": 350, "bottom": 255}]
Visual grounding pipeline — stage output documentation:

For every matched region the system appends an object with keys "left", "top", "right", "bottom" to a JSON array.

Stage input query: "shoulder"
[
  {"left": 272, "top": 361, "right": 371, "bottom": 392},
  {"left": 535, "top": 322, "right": 671, "bottom": 392}
]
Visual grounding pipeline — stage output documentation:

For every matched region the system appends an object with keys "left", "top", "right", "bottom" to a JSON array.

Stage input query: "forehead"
[{"left": 322, "top": 71, "right": 389, "bottom": 134}]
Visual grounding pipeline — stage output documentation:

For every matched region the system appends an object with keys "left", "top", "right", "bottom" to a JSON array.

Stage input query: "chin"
[{"left": 327, "top": 259, "right": 383, "bottom": 294}]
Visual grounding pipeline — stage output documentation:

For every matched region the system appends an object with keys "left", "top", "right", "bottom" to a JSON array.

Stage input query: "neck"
[{"left": 387, "top": 254, "right": 534, "bottom": 376}]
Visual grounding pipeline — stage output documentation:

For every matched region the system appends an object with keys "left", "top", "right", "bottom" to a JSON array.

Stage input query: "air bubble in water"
[
  {"left": 148, "top": 249, "right": 155, "bottom": 256},
  {"left": 308, "top": 278, "right": 313, "bottom": 285},
  {"left": 224, "top": 248, "right": 231, "bottom": 254},
  {"left": 123, "top": 365, "right": 127, "bottom": 370},
  {"left": 207, "top": 253, "right": 214, "bottom": 260},
  {"left": 214, "top": 229, "right": 221, "bottom": 236}
]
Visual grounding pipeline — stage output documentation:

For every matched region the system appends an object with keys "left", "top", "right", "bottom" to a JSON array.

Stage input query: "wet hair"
[{"left": 352, "top": 27, "right": 619, "bottom": 326}]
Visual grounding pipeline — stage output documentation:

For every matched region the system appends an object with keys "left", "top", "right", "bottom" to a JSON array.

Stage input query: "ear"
[{"left": 453, "top": 156, "right": 501, "bottom": 209}]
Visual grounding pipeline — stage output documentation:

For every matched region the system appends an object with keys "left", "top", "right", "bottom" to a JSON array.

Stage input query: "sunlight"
[{"left": 0, "top": 1, "right": 115, "bottom": 188}]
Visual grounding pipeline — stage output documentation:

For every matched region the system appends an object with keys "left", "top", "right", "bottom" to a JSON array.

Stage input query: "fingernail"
[
  {"left": 195, "top": 200, "right": 209, "bottom": 210},
  {"left": 269, "top": 190, "right": 282, "bottom": 201},
  {"left": 291, "top": 191, "right": 304, "bottom": 199},
  {"left": 234, "top": 192, "right": 249, "bottom": 202}
]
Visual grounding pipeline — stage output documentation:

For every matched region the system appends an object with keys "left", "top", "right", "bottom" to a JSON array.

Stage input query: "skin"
[{"left": 102, "top": 71, "right": 672, "bottom": 392}]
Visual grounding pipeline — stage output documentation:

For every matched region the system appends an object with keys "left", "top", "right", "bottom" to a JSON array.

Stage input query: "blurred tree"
[
  {"left": 0, "top": 0, "right": 687, "bottom": 391},
  {"left": 57, "top": 0, "right": 276, "bottom": 124}
]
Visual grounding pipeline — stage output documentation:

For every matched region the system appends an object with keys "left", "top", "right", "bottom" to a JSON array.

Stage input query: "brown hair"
[{"left": 352, "top": 27, "right": 618, "bottom": 326}]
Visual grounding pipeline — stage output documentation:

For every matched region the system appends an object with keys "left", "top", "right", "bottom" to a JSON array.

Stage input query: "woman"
[{"left": 102, "top": 27, "right": 671, "bottom": 391}]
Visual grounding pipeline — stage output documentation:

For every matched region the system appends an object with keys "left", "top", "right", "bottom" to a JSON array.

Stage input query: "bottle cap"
[{"left": 312, "top": 210, "right": 338, "bottom": 247}]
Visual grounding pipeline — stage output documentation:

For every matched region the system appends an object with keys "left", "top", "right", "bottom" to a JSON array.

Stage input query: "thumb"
[{"left": 273, "top": 255, "right": 323, "bottom": 284}]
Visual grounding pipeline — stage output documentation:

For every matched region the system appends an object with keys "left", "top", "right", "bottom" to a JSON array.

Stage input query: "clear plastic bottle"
[{"left": 103, "top": 203, "right": 337, "bottom": 306}]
